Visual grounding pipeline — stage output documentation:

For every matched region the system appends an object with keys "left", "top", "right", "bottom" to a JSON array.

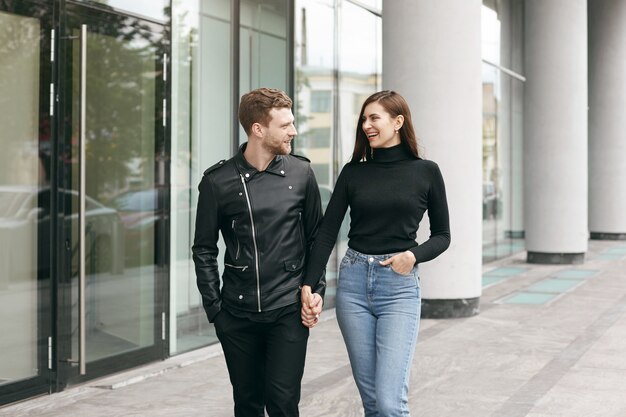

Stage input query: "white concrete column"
[
  {"left": 524, "top": 0, "right": 588, "bottom": 263},
  {"left": 588, "top": 0, "right": 626, "bottom": 240},
  {"left": 383, "top": 0, "right": 483, "bottom": 317}
]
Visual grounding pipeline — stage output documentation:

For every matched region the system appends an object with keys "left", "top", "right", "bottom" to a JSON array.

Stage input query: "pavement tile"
[
  {"left": 500, "top": 292, "right": 559, "bottom": 304},
  {"left": 525, "top": 278, "right": 583, "bottom": 293},
  {"left": 1, "top": 240, "right": 626, "bottom": 417}
]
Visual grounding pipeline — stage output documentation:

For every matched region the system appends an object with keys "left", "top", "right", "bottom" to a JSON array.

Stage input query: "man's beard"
[{"left": 262, "top": 138, "right": 291, "bottom": 155}]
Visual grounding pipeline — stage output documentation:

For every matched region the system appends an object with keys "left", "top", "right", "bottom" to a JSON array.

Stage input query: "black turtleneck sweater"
[{"left": 304, "top": 144, "right": 450, "bottom": 287}]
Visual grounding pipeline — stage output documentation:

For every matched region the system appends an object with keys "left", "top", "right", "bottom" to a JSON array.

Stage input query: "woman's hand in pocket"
[{"left": 379, "top": 250, "right": 416, "bottom": 275}]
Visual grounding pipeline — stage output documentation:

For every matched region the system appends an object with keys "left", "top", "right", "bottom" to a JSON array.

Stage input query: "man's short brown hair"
[{"left": 238, "top": 88, "right": 293, "bottom": 136}]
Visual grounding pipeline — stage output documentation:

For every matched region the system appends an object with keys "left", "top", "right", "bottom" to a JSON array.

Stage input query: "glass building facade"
[
  {"left": 292, "top": 0, "right": 382, "bottom": 307},
  {"left": 481, "top": 0, "right": 525, "bottom": 262},
  {"left": 0, "top": 0, "right": 523, "bottom": 406},
  {"left": 169, "top": 0, "right": 294, "bottom": 354}
]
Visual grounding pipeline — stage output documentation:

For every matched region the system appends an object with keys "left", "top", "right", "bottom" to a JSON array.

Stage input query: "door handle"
[{"left": 77, "top": 23, "right": 87, "bottom": 376}]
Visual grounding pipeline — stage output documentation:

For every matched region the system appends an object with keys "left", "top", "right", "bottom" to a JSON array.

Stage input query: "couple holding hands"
[{"left": 193, "top": 87, "right": 450, "bottom": 417}]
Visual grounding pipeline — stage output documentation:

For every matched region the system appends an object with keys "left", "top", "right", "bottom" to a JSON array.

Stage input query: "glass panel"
[
  {"left": 68, "top": 21, "right": 160, "bottom": 363},
  {"left": 294, "top": 0, "right": 336, "bottom": 304},
  {"left": 170, "top": 0, "right": 292, "bottom": 353},
  {"left": 482, "top": 63, "right": 501, "bottom": 261},
  {"left": 482, "top": 65, "right": 524, "bottom": 262},
  {"left": 0, "top": 10, "right": 42, "bottom": 386},
  {"left": 482, "top": 0, "right": 525, "bottom": 262},
  {"left": 334, "top": 1, "right": 381, "bottom": 299},
  {"left": 339, "top": 1, "right": 381, "bottom": 167},
  {"left": 240, "top": 0, "right": 289, "bottom": 144},
  {"left": 294, "top": 0, "right": 334, "bottom": 185},
  {"left": 169, "top": 0, "right": 232, "bottom": 354},
  {"left": 482, "top": 4, "right": 501, "bottom": 65},
  {"left": 349, "top": 0, "right": 382, "bottom": 12},
  {"left": 76, "top": 0, "right": 169, "bottom": 22},
  {"left": 294, "top": 0, "right": 382, "bottom": 308}
]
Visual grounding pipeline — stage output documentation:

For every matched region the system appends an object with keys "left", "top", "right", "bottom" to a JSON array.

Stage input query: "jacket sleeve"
[
  {"left": 192, "top": 175, "right": 222, "bottom": 322},
  {"left": 302, "top": 166, "right": 326, "bottom": 298}
]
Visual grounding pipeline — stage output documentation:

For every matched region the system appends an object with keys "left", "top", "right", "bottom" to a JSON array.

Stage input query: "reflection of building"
[
  {"left": 482, "top": 82, "right": 497, "bottom": 181},
  {"left": 295, "top": 68, "right": 381, "bottom": 186},
  {"left": 2, "top": 0, "right": 626, "bottom": 407}
]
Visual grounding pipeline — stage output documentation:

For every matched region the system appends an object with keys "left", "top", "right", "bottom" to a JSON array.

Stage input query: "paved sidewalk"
[{"left": 2, "top": 240, "right": 626, "bottom": 417}]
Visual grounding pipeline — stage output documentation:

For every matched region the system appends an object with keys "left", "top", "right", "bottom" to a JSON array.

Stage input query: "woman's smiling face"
[{"left": 361, "top": 101, "right": 402, "bottom": 149}]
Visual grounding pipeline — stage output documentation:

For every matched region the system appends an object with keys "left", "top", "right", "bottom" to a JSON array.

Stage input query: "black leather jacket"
[{"left": 192, "top": 144, "right": 326, "bottom": 322}]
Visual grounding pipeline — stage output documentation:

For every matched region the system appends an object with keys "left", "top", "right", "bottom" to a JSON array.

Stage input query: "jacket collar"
[{"left": 235, "top": 142, "right": 287, "bottom": 181}]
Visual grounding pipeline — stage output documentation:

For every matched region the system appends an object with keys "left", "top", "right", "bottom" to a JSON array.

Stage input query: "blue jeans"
[{"left": 336, "top": 248, "right": 421, "bottom": 417}]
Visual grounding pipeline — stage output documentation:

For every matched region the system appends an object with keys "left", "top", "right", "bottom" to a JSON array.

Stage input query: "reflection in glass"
[
  {"left": 169, "top": 0, "right": 293, "bottom": 355},
  {"left": 294, "top": 0, "right": 382, "bottom": 308},
  {"left": 168, "top": 0, "right": 233, "bottom": 354},
  {"left": 68, "top": 19, "right": 159, "bottom": 362},
  {"left": 339, "top": 2, "right": 381, "bottom": 166},
  {"left": 352, "top": 0, "right": 382, "bottom": 11},
  {"left": 294, "top": 0, "right": 336, "bottom": 304},
  {"left": 239, "top": 0, "right": 290, "bottom": 144},
  {"left": 0, "top": 11, "right": 41, "bottom": 386},
  {"left": 481, "top": 1, "right": 525, "bottom": 262},
  {"left": 76, "top": 0, "right": 169, "bottom": 22},
  {"left": 335, "top": 2, "right": 381, "bottom": 303}
]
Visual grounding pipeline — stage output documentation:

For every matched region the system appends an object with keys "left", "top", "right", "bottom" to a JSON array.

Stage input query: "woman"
[{"left": 301, "top": 90, "right": 450, "bottom": 416}]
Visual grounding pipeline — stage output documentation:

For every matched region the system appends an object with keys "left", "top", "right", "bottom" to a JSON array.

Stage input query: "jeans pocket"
[
  {"left": 389, "top": 264, "right": 414, "bottom": 277},
  {"left": 339, "top": 254, "right": 353, "bottom": 269}
]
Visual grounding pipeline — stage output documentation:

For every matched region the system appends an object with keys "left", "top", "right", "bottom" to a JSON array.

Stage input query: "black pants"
[{"left": 215, "top": 308, "right": 309, "bottom": 417}]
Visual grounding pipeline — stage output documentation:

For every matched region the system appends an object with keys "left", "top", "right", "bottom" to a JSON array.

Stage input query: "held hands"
[
  {"left": 378, "top": 250, "right": 417, "bottom": 275},
  {"left": 300, "top": 285, "right": 323, "bottom": 328},
  {"left": 299, "top": 251, "right": 415, "bottom": 328}
]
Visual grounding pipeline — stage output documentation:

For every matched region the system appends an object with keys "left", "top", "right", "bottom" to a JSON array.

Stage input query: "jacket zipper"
[
  {"left": 224, "top": 263, "right": 248, "bottom": 272},
  {"left": 240, "top": 174, "right": 262, "bottom": 312},
  {"left": 231, "top": 219, "right": 240, "bottom": 259}
]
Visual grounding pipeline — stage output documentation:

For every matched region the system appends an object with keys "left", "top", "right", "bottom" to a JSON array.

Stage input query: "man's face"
[{"left": 261, "top": 107, "right": 297, "bottom": 155}]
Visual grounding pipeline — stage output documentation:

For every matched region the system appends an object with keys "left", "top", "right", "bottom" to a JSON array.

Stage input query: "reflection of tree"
[
  {"left": 293, "top": 69, "right": 312, "bottom": 156},
  {"left": 171, "top": 6, "right": 194, "bottom": 170},
  {"left": 0, "top": 2, "right": 44, "bottom": 64},
  {"left": 1, "top": 2, "right": 168, "bottom": 200},
  {"left": 0, "top": 2, "right": 51, "bottom": 185},
  {"left": 65, "top": 7, "right": 166, "bottom": 201},
  {"left": 294, "top": 4, "right": 311, "bottom": 150}
]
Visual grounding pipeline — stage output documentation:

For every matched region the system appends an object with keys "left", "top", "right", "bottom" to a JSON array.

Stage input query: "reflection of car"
[
  {"left": 111, "top": 188, "right": 162, "bottom": 229},
  {"left": 110, "top": 186, "right": 196, "bottom": 266},
  {"left": 109, "top": 188, "right": 161, "bottom": 267},
  {"left": 0, "top": 186, "right": 123, "bottom": 283},
  {"left": 110, "top": 187, "right": 181, "bottom": 266}
]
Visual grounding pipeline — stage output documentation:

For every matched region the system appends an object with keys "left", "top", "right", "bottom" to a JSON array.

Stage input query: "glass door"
[
  {"left": 0, "top": 0, "right": 54, "bottom": 405},
  {"left": 56, "top": 3, "right": 168, "bottom": 386}
]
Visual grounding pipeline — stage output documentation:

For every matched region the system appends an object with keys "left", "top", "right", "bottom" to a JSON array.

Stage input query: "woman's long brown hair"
[{"left": 350, "top": 90, "right": 421, "bottom": 163}]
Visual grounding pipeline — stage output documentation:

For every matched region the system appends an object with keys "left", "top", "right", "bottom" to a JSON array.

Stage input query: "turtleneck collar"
[{"left": 370, "top": 143, "right": 415, "bottom": 163}]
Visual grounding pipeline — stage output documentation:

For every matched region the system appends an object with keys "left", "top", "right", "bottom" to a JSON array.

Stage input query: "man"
[{"left": 192, "top": 87, "right": 325, "bottom": 417}]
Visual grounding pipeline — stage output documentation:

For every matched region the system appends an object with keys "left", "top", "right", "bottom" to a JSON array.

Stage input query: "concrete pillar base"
[
  {"left": 421, "top": 297, "right": 480, "bottom": 319},
  {"left": 590, "top": 232, "right": 626, "bottom": 240},
  {"left": 527, "top": 252, "right": 585, "bottom": 264}
]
